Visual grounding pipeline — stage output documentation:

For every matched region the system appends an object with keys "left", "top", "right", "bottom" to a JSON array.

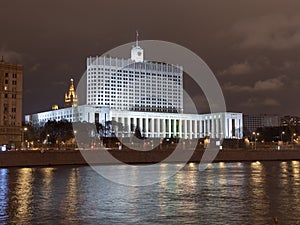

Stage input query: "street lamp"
[
  {"left": 252, "top": 132, "right": 255, "bottom": 149},
  {"left": 46, "top": 134, "right": 50, "bottom": 145},
  {"left": 293, "top": 133, "right": 297, "bottom": 141},
  {"left": 292, "top": 133, "right": 297, "bottom": 149},
  {"left": 252, "top": 132, "right": 259, "bottom": 150},
  {"left": 21, "top": 127, "right": 28, "bottom": 150},
  {"left": 255, "top": 133, "right": 259, "bottom": 150},
  {"left": 281, "top": 131, "right": 285, "bottom": 143}
]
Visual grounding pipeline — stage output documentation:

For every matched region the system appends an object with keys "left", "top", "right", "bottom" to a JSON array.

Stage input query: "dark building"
[{"left": 0, "top": 57, "right": 23, "bottom": 148}]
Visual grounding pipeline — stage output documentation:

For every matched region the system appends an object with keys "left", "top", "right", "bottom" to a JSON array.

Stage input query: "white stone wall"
[
  {"left": 110, "top": 110, "right": 243, "bottom": 139},
  {"left": 86, "top": 56, "right": 183, "bottom": 113},
  {"left": 26, "top": 106, "right": 243, "bottom": 139}
]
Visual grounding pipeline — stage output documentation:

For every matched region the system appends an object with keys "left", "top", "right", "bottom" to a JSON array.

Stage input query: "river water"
[{"left": 0, "top": 161, "right": 300, "bottom": 225}]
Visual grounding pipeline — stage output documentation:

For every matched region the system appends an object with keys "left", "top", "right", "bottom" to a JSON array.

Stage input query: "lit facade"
[
  {"left": 86, "top": 41, "right": 183, "bottom": 113},
  {"left": 243, "top": 114, "right": 280, "bottom": 134},
  {"left": 65, "top": 78, "right": 78, "bottom": 108},
  {"left": 26, "top": 36, "right": 243, "bottom": 139},
  {"left": 26, "top": 107, "right": 243, "bottom": 139},
  {"left": 0, "top": 58, "right": 23, "bottom": 147},
  {"left": 25, "top": 105, "right": 110, "bottom": 125},
  {"left": 110, "top": 111, "right": 242, "bottom": 139}
]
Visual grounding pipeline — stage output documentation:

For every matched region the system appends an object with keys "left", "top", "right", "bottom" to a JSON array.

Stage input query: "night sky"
[{"left": 1, "top": 0, "right": 299, "bottom": 117}]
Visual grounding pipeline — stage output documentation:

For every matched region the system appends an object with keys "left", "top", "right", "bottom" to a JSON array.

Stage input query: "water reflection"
[
  {"left": 0, "top": 169, "right": 8, "bottom": 223},
  {"left": 11, "top": 168, "right": 35, "bottom": 224},
  {"left": 248, "top": 161, "right": 270, "bottom": 224},
  {"left": 0, "top": 161, "right": 299, "bottom": 224}
]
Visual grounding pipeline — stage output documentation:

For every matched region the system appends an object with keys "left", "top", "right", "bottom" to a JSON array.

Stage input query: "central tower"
[{"left": 131, "top": 31, "right": 144, "bottom": 62}]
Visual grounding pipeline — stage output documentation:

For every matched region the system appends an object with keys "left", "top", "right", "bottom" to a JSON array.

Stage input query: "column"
[
  {"left": 145, "top": 118, "right": 149, "bottom": 137},
  {"left": 135, "top": 117, "right": 138, "bottom": 133},
  {"left": 189, "top": 120, "right": 193, "bottom": 139},
  {"left": 193, "top": 120, "right": 197, "bottom": 139},
  {"left": 139, "top": 118, "right": 143, "bottom": 134},
  {"left": 168, "top": 119, "right": 172, "bottom": 138},
  {"left": 200, "top": 120, "right": 203, "bottom": 138},
  {"left": 162, "top": 119, "right": 166, "bottom": 138},
  {"left": 239, "top": 118, "right": 242, "bottom": 138},
  {"left": 156, "top": 118, "right": 159, "bottom": 137},
  {"left": 121, "top": 117, "right": 125, "bottom": 137},
  {"left": 216, "top": 118, "right": 219, "bottom": 139},
  {"left": 184, "top": 120, "right": 187, "bottom": 139},
  {"left": 151, "top": 118, "right": 154, "bottom": 137},
  {"left": 178, "top": 119, "right": 182, "bottom": 138},
  {"left": 207, "top": 119, "right": 211, "bottom": 137},
  {"left": 211, "top": 119, "right": 215, "bottom": 138},
  {"left": 127, "top": 117, "right": 130, "bottom": 135},
  {"left": 224, "top": 117, "right": 228, "bottom": 138},
  {"left": 173, "top": 119, "right": 177, "bottom": 138},
  {"left": 228, "top": 118, "right": 232, "bottom": 138}
]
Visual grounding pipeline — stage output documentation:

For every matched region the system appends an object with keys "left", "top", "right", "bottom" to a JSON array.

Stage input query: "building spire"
[
  {"left": 70, "top": 78, "right": 74, "bottom": 88},
  {"left": 131, "top": 31, "right": 144, "bottom": 62},
  {"left": 136, "top": 30, "right": 139, "bottom": 47},
  {"left": 64, "top": 78, "right": 78, "bottom": 108}
]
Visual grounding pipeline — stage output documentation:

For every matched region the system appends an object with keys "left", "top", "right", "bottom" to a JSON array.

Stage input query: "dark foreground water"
[{"left": 0, "top": 161, "right": 300, "bottom": 225}]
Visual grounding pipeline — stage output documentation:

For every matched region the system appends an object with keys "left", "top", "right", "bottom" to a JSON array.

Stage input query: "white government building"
[{"left": 26, "top": 37, "right": 243, "bottom": 139}]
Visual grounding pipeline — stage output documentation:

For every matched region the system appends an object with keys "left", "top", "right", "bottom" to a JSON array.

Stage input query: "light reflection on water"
[{"left": 0, "top": 161, "right": 299, "bottom": 224}]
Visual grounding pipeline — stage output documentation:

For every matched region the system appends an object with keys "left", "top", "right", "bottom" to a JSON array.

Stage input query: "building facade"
[
  {"left": 0, "top": 58, "right": 23, "bottom": 148},
  {"left": 26, "top": 106, "right": 243, "bottom": 139},
  {"left": 243, "top": 114, "right": 280, "bottom": 135},
  {"left": 26, "top": 36, "right": 243, "bottom": 140},
  {"left": 86, "top": 41, "right": 183, "bottom": 113}
]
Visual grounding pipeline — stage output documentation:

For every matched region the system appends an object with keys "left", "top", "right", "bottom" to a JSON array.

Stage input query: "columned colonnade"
[{"left": 110, "top": 111, "right": 243, "bottom": 139}]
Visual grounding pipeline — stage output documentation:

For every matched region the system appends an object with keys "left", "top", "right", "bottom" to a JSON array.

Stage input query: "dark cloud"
[
  {"left": 223, "top": 75, "right": 286, "bottom": 92},
  {"left": 0, "top": 47, "right": 24, "bottom": 62},
  {"left": 219, "top": 61, "right": 253, "bottom": 76},
  {"left": 231, "top": 14, "right": 300, "bottom": 50},
  {"left": 0, "top": 0, "right": 299, "bottom": 116},
  {"left": 241, "top": 97, "right": 281, "bottom": 108}
]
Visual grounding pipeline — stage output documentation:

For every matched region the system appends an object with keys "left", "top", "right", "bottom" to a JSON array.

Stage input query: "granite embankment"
[{"left": 1, "top": 149, "right": 300, "bottom": 167}]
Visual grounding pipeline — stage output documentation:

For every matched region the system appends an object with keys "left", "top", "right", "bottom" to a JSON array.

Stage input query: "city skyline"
[{"left": 1, "top": 0, "right": 300, "bottom": 116}]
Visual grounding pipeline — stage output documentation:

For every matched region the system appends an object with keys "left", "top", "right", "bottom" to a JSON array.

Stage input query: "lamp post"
[
  {"left": 21, "top": 127, "right": 28, "bottom": 150},
  {"left": 281, "top": 131, "right": 285, "bottom": 143},
  {"left": 252, "top": 132, "right": 255, "bottom": 149},
  {"left": 292, "top": 133, "right": 297, "bottom": 149},
  {"left": 46, "top": 134, "right": 50, "bottom": 148},
  {"left": 292, "top": 133, "right": 296, "bottom": 142},
  {"left": 252, "top": 132, "right": 259, "bottom": 150},
  {"left": 255, "top": 133, "right": 259, "bottom": 150}
]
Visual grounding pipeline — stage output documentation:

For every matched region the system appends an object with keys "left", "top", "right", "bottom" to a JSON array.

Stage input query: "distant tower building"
[
  {"left": 64, "top": 78, "right": 78, "bottom": 108},
  {"left": 0, "top": 57, "right": 23, "bottom": 148}
]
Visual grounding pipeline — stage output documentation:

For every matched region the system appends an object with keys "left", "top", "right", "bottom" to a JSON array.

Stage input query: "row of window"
[
  {"left": 3, "top": 107, "right": 17, "bottom": 113},
  {"left": 88, "top": 63, "right": 182, "bottom": 73},
  {"left": 3, "top": 79, "right": 17, "bottom": 85},
  {"left": 88, "top": 71, "right": 182, "bottom": 77},
  {"left": 3, "top": 93, "right": 17, "bottom": 98},
  {"left": 5, "top": 73, "right": 18, "bottom": 78}
]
